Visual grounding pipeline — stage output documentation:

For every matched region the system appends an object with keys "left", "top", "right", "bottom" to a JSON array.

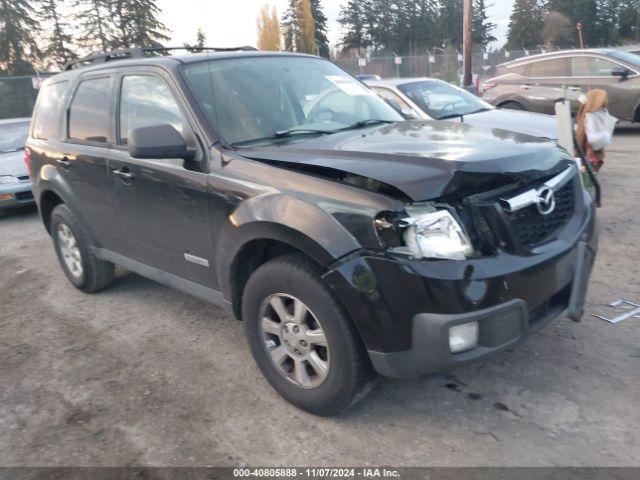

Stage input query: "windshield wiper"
[
  {"left": 273, "top": 128, "right": 334, "bottom": 137},
  {"left": 336, "top": 119, "right": 396, "bottom": 132},
  {"left": 231, "top": 128, "right": 333, "bottom": 148},
  {"left": 438, "top": 108, "right": 492, "bottom": 121}
]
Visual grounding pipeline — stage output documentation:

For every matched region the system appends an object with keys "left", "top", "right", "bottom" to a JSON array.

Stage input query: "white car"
[{"left": 365, "top": 77, "right": 558, "bottom": 140}]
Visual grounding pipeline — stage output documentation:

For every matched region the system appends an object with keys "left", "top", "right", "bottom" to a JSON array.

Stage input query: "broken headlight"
[{"left": 398, "top": 205, "right": 473, "bottom": 260}]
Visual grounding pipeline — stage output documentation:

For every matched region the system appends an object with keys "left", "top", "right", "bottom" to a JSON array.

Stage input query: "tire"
[
  {"left": 242, "top": 253, "right": 376, "bottom": 416},
  {"left": 499, "top": 101, "right": 525, "bottom": 111},
  {"left": 50, "top": 204, "right": 115, "bottom": 293}
]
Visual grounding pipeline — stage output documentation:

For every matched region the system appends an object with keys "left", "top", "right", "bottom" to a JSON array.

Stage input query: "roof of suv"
[{"left": 46, "top": 50, "right": 318, "bottom": 84}]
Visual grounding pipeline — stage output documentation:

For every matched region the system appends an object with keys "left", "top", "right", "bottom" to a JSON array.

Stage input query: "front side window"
[
  {"left": 398, "top": 81, "right": 492, "bottom": 120},
  {"left": 528, "top": 58, "right": 570, "bottom": 77},
  {"left": 32, "top": 80, "right": 68, "bottom": 140},
  {"left": 69, "top": 76, "right": 113, "bottom": 143},
  {"left": 182, "top": 56, "right": 401, "bottom": 147},
  {"left": 571, "top": 56, "right": 620, "bottom": 77},
  {"left": 119, "top": 75, "right": 186, "bottom": 145}
]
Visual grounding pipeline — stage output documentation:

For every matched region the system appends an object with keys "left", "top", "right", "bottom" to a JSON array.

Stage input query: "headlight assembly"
[
  {"left": 387, "top": 205, "right": 472, "bottom": 260},
  {"left": 0, "top": 175, "right": 20, "bottom": 185}
]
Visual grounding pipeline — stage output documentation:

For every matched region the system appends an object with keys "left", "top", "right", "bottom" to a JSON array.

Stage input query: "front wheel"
[{"left": 242, "top": 254, "right": 376, "bottom": 416}]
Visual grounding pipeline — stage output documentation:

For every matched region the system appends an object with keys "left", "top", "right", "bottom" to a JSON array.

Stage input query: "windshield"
[
  {"left": 182, "top": 56, "right": 402, "bottom": 147},
  {"left": 609, "top": 50, "right": 640, "bottom": 70},
  {"left": 0, "top": 121, "right": 29, "bottom": 152},
  {"left": 397, "top": 81, "right": 492, "bottom": 120}
]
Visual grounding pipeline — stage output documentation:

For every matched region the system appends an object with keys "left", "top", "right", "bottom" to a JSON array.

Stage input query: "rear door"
[
  {"left": 569, "top": 55, "right": 637, "bottom": 121},
  {"left": 60, "top": 73, "right": 124, "bottom": 252},
  {"left": 108, "top": 68, "right": 215, "bottom": 287}
]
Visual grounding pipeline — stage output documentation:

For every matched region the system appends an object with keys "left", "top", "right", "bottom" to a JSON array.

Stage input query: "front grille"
[
  {"left": 506, "top": 180, "right": 575, "bottom": 247},
  {"left": 15, "top": 190, "right": 33, "bottom": 201}
]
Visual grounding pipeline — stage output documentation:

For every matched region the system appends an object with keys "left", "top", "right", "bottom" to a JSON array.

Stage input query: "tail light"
[
  {"left": 24, "top": 147, "right": 31, "bottom": 177},
  {"left": 481, "top": 82, "right": 496, "bottom": 93}
]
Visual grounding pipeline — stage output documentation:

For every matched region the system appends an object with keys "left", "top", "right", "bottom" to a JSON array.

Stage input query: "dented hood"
[{"left": 239, "top": 120, "right": 571, "bottom": 201}]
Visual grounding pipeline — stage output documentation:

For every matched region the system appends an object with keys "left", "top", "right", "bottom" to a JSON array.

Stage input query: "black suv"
[{"left": 27, "top": 48, "right": 597, "bottom": 416}]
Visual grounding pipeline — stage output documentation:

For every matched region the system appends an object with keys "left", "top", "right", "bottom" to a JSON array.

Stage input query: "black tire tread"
[
  {"left": 243, "top": 253, "right": 375, "bottom": 416},
  {"left": 51, "top": 204, "right": 115, "bottom": 293}
]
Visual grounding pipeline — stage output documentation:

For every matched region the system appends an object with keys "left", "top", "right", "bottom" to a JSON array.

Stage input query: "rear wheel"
[
  {"left": 242, "top": 253, "right": 376, "bottom": 416},
  {"left": 51, "top": 204, "right": 115, "bottom": 293},
  {"left": 499, "top": 101, "right": 525, "bottom": 111}
]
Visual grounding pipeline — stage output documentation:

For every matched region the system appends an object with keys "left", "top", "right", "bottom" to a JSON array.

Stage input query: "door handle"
[
  {"left": 56, "top": 157, "right": 71, "bottom": 168},
  {"left": 521, "top": 85, "right": 531, "bottom": 90},
  {"left": 113, "top": 168, "right": 135, "bottom": 182},
  {"left": 567, "top": 86, "right": 582, "bottom": 92}
]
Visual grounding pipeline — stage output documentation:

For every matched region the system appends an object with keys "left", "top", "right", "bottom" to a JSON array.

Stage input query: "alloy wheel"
[
  {"left": 57, "top": 223, "right": 83, "bottom": 278},
  {"left": 259, "top": 293, "right": 330, "bottom": 389}
]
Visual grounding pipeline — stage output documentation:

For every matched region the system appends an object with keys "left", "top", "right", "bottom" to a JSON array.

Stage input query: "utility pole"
[
  {"left": 463, "top": 0, "right": 473, "bottom": 87},
  {"left": 577, "top": 22, "right": 584, "bottom": 49}
]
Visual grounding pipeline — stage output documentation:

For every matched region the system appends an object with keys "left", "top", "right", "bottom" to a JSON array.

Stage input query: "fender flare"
[
  {"left": 216, "top": 193, "right": 362, "bottom": 304},
  {"left": 35, "top": 164, "right": 89, "bottom": 234}
]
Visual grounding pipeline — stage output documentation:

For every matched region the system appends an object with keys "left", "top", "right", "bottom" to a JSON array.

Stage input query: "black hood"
[{"left": 239, "top": 120, "right": 572, "bottom": 201}]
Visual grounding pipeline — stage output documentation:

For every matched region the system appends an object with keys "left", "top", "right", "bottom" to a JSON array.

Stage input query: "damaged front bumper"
[{"left": 323, "top": 203, "right": 597, "bottom": 379}]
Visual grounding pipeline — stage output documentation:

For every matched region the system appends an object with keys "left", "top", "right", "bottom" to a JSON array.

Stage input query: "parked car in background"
[
  {"left": 366, "top": 78, "right": 558, "bottom": 140},
  {"left": 482, "top": 49, "right": 640, "bottom": 122},
  {"left": 0, "top": 117, "right": 34, "bottom": 210}
]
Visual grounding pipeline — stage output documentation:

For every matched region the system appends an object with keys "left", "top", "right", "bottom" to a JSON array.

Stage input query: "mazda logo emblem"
[{"left": 536, "top": 187, "right": 556, "bottom": 215}]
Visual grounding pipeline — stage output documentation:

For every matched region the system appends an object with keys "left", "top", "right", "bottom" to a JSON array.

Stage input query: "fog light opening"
[{"left": 449, "top": 321, "right": 479, "bottom": 354}]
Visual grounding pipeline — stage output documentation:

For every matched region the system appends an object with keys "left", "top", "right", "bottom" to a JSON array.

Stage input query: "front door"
[{"left": 108, "top": 71, "right": 215, "bottom": 287}]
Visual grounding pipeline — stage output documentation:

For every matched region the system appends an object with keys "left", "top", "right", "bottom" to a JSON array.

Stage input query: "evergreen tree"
[
  {"left": 281, "top": 0, "right": 318, "bottom": 54},
  {"left": 506, "top": 0, "right": 544, "bottom": 49},
  {"left": 257, "top": 4, "right": 281, "bottom": 51},
  {"left": 547, "top": 0, "right": 599, "bottom": 45},
  {"left": 281, "top": 0, "right": 297, "bottom": 51},
  {"left": 112, "top": 0, "right": 169, "bottom": 48},
  {"left": 337, "top": 0, "right": 368, "bottom": 51},
  {"left": 196, "top": 27, "right": 205, "bottom": 48},
  {"left": 438, "top": 0, "right": 464, "bottom": 49},
  {"left": 473, "top": 0, "right": 497, "bottom": 47},
  {"left": 593, "top": 0, "right": 621, "bottom": 45},
  {"left": 618, "top": 0, "right": 640, "bottom": 41},
  {"left": 0, "top": 0, "right": 41, "bottom": 73},
  {"left": 40, "top": 0, "right": 77, "bottom": 68},
  {"left": 310, "top": 0, "right": 329, "bottom": 57},
  {"left": 73, "top": 0, "right": 114, "bottom": 52}
]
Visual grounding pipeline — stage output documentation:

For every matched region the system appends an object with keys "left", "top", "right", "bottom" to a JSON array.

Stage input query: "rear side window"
[
  {"left": 32, "top": 81, "right": 68, "bottom": 140},
  {"left": 528, "top": 58, "right": 570, "bottom": 77},
  {"left": 69, "top": 76, "right": 113, "bottom": 143},
  {"left": 118, "top": 75, "right": 186, "bottom": 145}
]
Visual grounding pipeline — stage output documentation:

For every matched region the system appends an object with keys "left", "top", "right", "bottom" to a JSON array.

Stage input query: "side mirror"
[
  {"left": 611, "top": 67, "right": 631, "bottom": 79},
  {"left": 128, "top": 124, "right": 194, "bottom": 160}
]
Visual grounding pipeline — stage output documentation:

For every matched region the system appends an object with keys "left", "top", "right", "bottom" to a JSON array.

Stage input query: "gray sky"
[{"left": 157, "top": 0, "right": 515, "bottom": 51}]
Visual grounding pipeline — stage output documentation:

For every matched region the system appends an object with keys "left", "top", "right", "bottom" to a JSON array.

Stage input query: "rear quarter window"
[{"left": 32, "top": 80, "right": 69, "bottom": 140}]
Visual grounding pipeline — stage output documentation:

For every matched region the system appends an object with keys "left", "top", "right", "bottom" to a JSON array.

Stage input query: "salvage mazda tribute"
[{"left": 26, "top": 48, "right": 597, "bottom": 415}]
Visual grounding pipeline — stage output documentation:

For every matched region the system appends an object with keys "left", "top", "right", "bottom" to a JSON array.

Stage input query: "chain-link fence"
[
  {"left": 335, "top": 49, "right": 560, "bottom": 86},
  {"left": 0, "top": 74, "right": 56, "bottom": 120}
]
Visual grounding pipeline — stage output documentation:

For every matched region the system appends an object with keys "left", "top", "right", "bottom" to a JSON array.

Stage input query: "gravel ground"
[{"left": 1, "top": 128, "right": 639, "bottom": 467}]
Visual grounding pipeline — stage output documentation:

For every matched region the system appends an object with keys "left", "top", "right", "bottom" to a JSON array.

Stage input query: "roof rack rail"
[{"left": 62, "top": 46, "right": 258, "bottom": 71}]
